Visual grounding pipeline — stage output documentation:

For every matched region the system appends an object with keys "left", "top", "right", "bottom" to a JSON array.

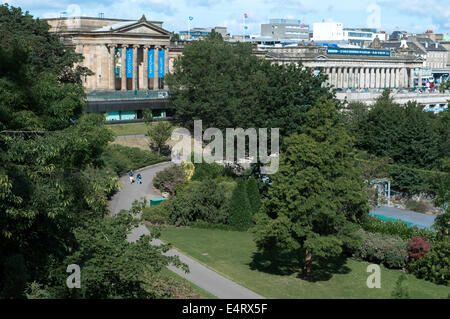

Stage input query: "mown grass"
[
  {"left": 107, "top": 122, "right": 148, "bottom": 136},
  {"left": 158, "top": 227, "right": 450, "bottom": 299}
]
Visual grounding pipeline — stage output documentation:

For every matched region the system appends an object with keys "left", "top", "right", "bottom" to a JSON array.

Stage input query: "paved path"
[
  {"left": 370, "top": 207, "right": 436, "bottom": 229},
  {"left": 109, "top": 162, "right": 265, "bottom": 299}
]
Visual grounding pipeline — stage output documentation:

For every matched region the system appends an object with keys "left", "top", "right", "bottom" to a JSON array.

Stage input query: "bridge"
[{"left": 336, "top": 90, "right": 450, "bottom": 111}]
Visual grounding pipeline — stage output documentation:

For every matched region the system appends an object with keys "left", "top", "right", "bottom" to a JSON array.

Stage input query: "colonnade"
[
  {"left": 321, "top": 66, "right": 420, "bottom": 89},
  {"left": 107, "top": 44, "right": 169, "bottom": 91}
]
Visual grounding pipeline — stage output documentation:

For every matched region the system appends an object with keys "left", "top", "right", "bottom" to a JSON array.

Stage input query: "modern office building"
[
  {"left": 312, "top": 22, "right": 344, "bottom": 41},
  {"left": 261, "top": 19, "right": 309, "bottom": 41},
  {"left": 179, "top": 27, "right": 229, "bottom": 40}
]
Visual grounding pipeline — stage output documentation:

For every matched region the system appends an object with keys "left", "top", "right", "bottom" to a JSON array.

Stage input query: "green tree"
[
  {"left": 246, "top": 177, "right": 262, "bottom": 215},
  {"left": 147, "top": 121, "right": 173, "bottom": 155},
  {"left": 351, "top": 91, "right": 439, "bottom": 170},
  {"left": 229, "top": 180, "right": 253, "bottom": 231},
  {"left": 391, "top": 273, "right": 410, "bottom": 299},
  {"left": 166, "top": 33, "right": 336, "bottom": 138},
  {"left": 439, "top": 80, "right": 450, "bottom": 92},
  {"left": 0, "top": 4, "right": 92, "bottom": 84},
  {"left": 49, "top": 201, "right": 187, "bottom": 298},
  {"left": 0, "top": 7, "right": 123, "bottom": 297},
  {"left": 253, "top": 97, "right": 369, "bottom": 278}
]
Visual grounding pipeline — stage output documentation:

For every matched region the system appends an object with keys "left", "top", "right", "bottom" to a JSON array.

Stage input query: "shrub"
[
  {"left": 153, "top": 165, "right": 185, "bottom": 195},
  {"left": 409, "top": 238, "right": 450, "bottom": 286},
  {"left": 353, "top": 230, "right": 409, "bottom": 269},
  {"left": 229, "top": 179, "right": 253, "bottom": 231},
  {"left": 191, "top": 162, "right": 225, "bottom": 181},
  {"left": 165, "top": 179, "right": 228, "bottom": 226},
  {"left": 101, "top": 144, "right": 168, "bottom": 176},
  {"left": 246, "top": 177, "right": 261, "bottom": 215},
  {"left": 391, "top": 273, "right": 410, "bottom": 299},
  {"left": 405, "top": 200, "right": 430, "bottom": 214},
  {"left": 362, "top": 215, "right": 437, "bottom": 242},
  {"left": 408, "top": 236, "right": 432, "bottom": 261},
  {"left": 142, "top": 203, "right": 170, "bottom": 225},
  {"left": 217, "top": 180, "right": 237, "bottom": 200}
]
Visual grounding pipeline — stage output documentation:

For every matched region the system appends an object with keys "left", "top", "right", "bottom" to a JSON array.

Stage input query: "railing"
[{"left": 86, "top": 90, "right": 169, "bottom": 101}]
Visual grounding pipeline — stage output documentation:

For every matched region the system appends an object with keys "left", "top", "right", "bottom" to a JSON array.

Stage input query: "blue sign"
[
  {"left": 158, "top": 49, "right": 165, "bottom": 78},
  {"left": 126, "top": 48, "right": 133, "bottom": 78},
  {"left": 148, "top": 49, "right": 154, "bottom": 78},
  {"left": 326, "top": 48, "right": 390, "bottom": 57}
]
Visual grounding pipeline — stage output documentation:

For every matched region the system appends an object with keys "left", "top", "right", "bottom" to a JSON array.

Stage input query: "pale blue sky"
[{"left": 5, "top": 0, "right": 450, "bottom": 35}]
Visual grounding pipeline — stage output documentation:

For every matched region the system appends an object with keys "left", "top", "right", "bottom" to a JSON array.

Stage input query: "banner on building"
[
  {"left": 114, "top": 48, "right": 122, "bottom": 78},
  {"left": 148, "top": 49, "right": 154, "bottom": 78},
  {"left": 126, "top": 48, "right": 133, "bottom": 79},
  {"left": 327, "top": 48, "right": 390, "bottom": 57},
  {"left": 158, "top": 49, "right": 165, "bottom": 78}
]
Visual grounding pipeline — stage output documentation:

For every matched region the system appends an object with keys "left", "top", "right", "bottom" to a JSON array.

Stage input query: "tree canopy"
[
  {"left": 166, "top": 34, "right": 337, "bottom": 139},
  {"left": 253, "top": 97, "right": 369, "bottom": 278}
]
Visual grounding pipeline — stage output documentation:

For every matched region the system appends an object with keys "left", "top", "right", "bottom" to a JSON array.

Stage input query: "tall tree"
[
  {"left": 166, "top": 32, "right": 336, "bottom": 139},
  {"left": 253, "top": 97, "right": 369, "bottom": 278},
  {"left": 350, "top": 90, "right": 439, "bottom": 170},
  {"left": 229, "top": 180, "right": 253, "bottom": 231}
]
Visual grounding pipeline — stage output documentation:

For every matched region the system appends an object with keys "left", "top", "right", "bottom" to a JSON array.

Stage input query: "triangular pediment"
[{"left": 112, "top": 21, "right": 171, "bottom": 36}]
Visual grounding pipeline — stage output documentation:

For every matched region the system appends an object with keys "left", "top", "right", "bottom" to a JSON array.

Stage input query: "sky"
[{"left": 5, "top": 0, "right": 450, "bottom": 36}]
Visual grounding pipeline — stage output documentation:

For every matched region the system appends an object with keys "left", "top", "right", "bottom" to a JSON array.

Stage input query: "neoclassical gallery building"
[
  {"left": 45, "top": 15, "right": 182, "bottom": 121},
  {"left": 46, "top": 16, "right": 426, "bottom": 122}
]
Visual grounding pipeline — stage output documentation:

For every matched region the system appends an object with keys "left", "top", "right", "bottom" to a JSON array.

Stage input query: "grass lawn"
[
  {"left": 107, "top": 122, "right": 148, "bottom": 136},
  {"left": 111, "top": 137, "right": 151, "bottom": 151},
  {"left": 159, "top": 227, "right": 450, "bottom": 299},
  {"left": 160, "top": 268, "right": 218, "bottom": 299}
]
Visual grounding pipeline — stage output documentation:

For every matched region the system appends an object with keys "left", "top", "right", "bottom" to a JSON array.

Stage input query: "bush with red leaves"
[{"left": 408, "top": 236, "right": 432, "bottom": 261}]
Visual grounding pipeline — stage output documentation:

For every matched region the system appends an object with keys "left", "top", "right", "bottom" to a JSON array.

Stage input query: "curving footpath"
[{"left": 109, "top": 162, "right": 265, "bottom": 299}]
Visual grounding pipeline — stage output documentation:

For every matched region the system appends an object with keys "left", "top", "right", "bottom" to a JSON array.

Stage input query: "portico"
[{"left": 46, "top": 15, "right": 176, "bottom": 92}]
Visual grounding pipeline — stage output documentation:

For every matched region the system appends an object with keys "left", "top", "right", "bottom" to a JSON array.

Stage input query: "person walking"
[
  {"left": 128, "top": 170, "right": 135, "bottom": 184},
  {"left": 137, "top": 173, "right": 142, "bottom": 185}
]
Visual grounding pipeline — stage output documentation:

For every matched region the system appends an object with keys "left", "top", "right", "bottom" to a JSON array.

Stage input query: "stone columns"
[
  {"left": 330, "top": 68, "right": 336, "bottom": 87},
  {"left": 108, "top": 44, "right": 116, "bottom": 90},
  {"left": 143, "top": 46, "right": 149, "bottom": 90},
  {"left": 418, "top": 68, "right": 422, "bottom": 88},
  {"left": 365, "top": 68, "right": 370, "bottom": 88},
  {"left": 360, "top": 68, "right": 365, "bottom": 88},
  {"left": 389, "top": 68, "right": 394, "bottom": 88},
  {"left": 380, "top": 68, "right": 385, "bottom": 89},
  {"left": 353, "top": 67, "right": 359, "bottom": 89},
  {"left": 121, "top": 45, "right": 128, "bottom": 91},
  {"left": 395, "top": 68, "right": 400, "bottom": 88},
  {"left": 343, "top": 67, "right": 348, "bottom": 89},
  {"left": 402, "top": 68, "right": 408, "bottom": 88},
  {"left": 154, "top": 46, "right": 160, "bottom": 90},
  {"left": 348, "top": 68, "right": 353, "bottom": 89},
  {"left": 409, "top": 68, "right": 415, "bottom": 88},
  {"left": 337, "top": 67, "right": 342, "bottom": 89},
  {"left": 132, "top": 45, "right": 138, "bottom": 91},
  {"left": 164, "top": 46, "right": 169, "bottom": 90}
]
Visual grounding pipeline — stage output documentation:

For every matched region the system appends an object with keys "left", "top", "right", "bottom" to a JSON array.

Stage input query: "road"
[{"left": 109, "top": 162, "right": 265, "bottom": 299}]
